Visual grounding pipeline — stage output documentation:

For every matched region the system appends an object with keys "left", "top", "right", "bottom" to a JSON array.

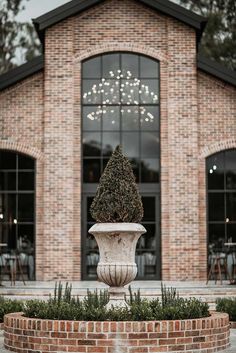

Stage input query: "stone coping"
[{"left": 4, "top": 312, "right": 230, "bottom": 353}]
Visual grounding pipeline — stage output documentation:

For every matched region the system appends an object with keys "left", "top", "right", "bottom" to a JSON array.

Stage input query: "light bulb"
[
  {"left": 213, "top": 165, "right": 217, "bottom": 170},
  {"left": 13, "top": 219, "right": 17, "bottom": 224},
  {"left": 209, "top": 169, "right": 213, "bottom": 174},
  {"left": 0, "top": 214, "right": 3, "bottom": 219}
]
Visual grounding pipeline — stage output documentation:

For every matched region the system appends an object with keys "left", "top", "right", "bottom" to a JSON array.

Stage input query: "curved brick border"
[
  {"left": 199, "top": 138, "right": 236, "bottom": 159},
  {"left": 0, "top": 140, "right": 43, "bottom": 160},
  {"left": 4, "top": 312, "right": 230, "bottom": 353}
]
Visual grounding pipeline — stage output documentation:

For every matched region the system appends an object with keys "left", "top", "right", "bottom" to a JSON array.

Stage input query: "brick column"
[
  {"left": 42, "top": 19, "right": 75, "bottom": 280},
  {"left": 164, "top": 18, "right": 200, "bottom": 280}
]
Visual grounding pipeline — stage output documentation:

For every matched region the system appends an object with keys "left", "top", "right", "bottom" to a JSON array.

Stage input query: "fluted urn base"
[{"left": 89, "top": 223, "right": 146, "bottom": 307}]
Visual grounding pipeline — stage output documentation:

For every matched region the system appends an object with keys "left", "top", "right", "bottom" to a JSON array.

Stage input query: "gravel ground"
[{"left": 0, "top": 329, "right": 235, "bottom": 352}]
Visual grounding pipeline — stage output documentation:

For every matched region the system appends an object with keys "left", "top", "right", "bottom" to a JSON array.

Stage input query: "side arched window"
[
  {"left": 207, "top": 150, "right": 236, "bottom": 249},
  {"left": 0, "top": 151, "right": 35, "bottom": 280}
]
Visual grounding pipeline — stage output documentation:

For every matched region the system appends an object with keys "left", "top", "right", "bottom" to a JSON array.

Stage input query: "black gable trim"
[
  {"left": 197, "top": 55, "right": 236, "bottom": 87},
  {"left": 33, "top": 0, "right": 207, "bottom": 44},
  {"left": 0, "top": 56, "right": 44, "bottom": 91}
]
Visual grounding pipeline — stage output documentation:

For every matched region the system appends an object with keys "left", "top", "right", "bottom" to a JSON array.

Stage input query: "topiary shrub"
[
  {"left": 216, "top": 297, "right": 236, "bottom": 321},
  {"left": 90, "top": 145, "right": 143, "bottom": 223},
  {"left": 0, "top": 297, "right": 24, "bottom": 323}
]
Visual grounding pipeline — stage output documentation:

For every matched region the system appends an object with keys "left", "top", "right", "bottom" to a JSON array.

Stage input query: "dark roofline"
[
  {"left": 33, "top": 0, "right": 207, "bottom": 44},
  {"left": 0, "top": 56, "right": 44, "bottom": 91},
  {"left": 1, "top": 54, "right": 236, "bottom": 92},
  {"left": 197, "top": 54, "right": 236, "bottom": 87}
]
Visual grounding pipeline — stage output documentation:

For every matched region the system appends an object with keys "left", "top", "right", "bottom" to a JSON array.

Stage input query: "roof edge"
[
  {"left": 33, "top": 0, "right": 207, "bottom": 45},
  {"left": 197, "top": 54, "right": 236, "bottom": 87},
  {"left": 0, "top": 56, "right": 44, "bottom": 91}
]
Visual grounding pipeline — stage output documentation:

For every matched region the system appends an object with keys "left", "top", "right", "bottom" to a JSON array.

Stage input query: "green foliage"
[
  {"left": 90, "top": 145, "right": 143, "bottom": 223},
  {"left": 0, "top": 0, "right": 41, "bottom": 74},
  {"left": 0, "top": 297, "right": 24, "bottom": 322},
  {"left": 216, "top": 297, "right": 236, "bottom": 321},
  {"left": 23, "top": 282, "right": 210, "bottom": 321},
  {"left": 179, "top": 0, "right": 236, "bottom": 70}
]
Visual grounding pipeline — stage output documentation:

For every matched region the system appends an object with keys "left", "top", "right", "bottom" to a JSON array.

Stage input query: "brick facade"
[
  {"left": 4, "top": 312, "right": 230, "bottom": 353},
  {"left": 0, "top": 0, "right": 235, "bottom": 281}
]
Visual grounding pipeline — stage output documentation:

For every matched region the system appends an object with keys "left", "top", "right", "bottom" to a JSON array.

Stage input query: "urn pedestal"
[{"left": 89, "top": 223, "right": 146, "bottom": 308}]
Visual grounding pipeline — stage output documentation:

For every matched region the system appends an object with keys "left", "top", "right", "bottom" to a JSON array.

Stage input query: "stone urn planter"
[
  {"left": 89, "top": 145, "right": 146, "bottom": 307},
  {"left": 89, "top": 223, "right": 146, "bottom": 307}
]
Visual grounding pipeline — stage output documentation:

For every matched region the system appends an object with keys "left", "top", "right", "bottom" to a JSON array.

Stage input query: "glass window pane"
[
  {"left": 102, "top": 79, "right": 120, "bottom": 105},
  {"left": 103, "top": 107, "right": 120, "bottom": 131},
  {"left": 102, "top": 132, "right": 120, "bottom": 157},
  {"left": 226, "top": 171, "right": 236, "bottom": 189},
  {"left": 87, "top": 197, "right": 94, "bottom": 223},
  {"left": 0, "top": 172, "right": 16, "bottom": 191},
  {"left": 208, "top": 193, "right": 224, "bottom": 221},
  {"left": 18, "top": 155, "right": 34, "bottom": 170},
  {"left": 140, "top": 106, "right": 159, "bottom": 131},
  {"left": 140, "top": 57, "right": 159, "bottom": 78},
  {"left": 137, "top": 223, "right": 156, "bottom": 249},
  {"left": 140, "top": 79, "right": 159, "bottom": 104},
  {"left": 227, "top": 224, "right": 236, "bottom": 243},
  {"left": 207, "top": 153, "right": 224, "bottom": 172},
  {"left": 86, "top": 225, "right": 98, "bottom": 249},
  {"left": 17, "top": 225, "right": 34, "bottom": 253},
  {"left": 141, "top": 132, "right": 159, "bottom": 158},
  {"left": 83, "top": 57, "right": 101, "bottom": 78},
  {"left": 0, "top": 151, "right": 16, "bottom": 170},
  {"left": 5, "top": 194, "right": 17, "bottom": 222},
  {"left": 18, "top": 194, "right": 34, "bottom": 222},
  {"left": 208, "top": 223, "right": 225, "bottom": 250},
  {"left": 208, "top": 169, "right": 224, "bottom": 190},
  {"left": 18, "top": 172, "right": 34, "bottom": 191},
  {"left": 0, "top": 224, "right": 8, "bottom": 246},
  {"left": 121, "top": 106, "right": 139, "bottom": 130},
  {"left": 225, "top": 150, "right": 236, "bottom": 170},
  {"left": 142, "top": 197, "right": 155, "bottom": 221},
  {"left": 136, "top": 251, "right": 157, "bottom": 277},
  {"left": 121, "top": 54, "right": 139, "bottom": 77},
  {"left": 129, "top": 158, "right": 140, "bottom": 182},
  {"left": 226, "top": 193, "right": 236, "bottom": 221},
  {"left": 83, "top": 106, "right": 101, "bottom": 131},
  {"left": 83, "top": 159, "right": 100, "bottom": 183},
  {"left": 122, "top": 132, "right": 139, "bottom": 158},
  {"left": 102, "top": 54, "right": 120, "bottom": 78},
  {"left": 141, "top": 159, "right": 159, "bottom": 183},
  {"left": 121, "top": 79, "right": 139, "bottom": 105},
  {"left": 83, "top": 132, "right": 101, "bottom": 157},
  {"left": 83, "top": 80, "right": 102, "bottom": 104}
]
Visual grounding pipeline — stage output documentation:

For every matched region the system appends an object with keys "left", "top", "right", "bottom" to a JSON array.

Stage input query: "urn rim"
[{"left": 88, "top": 222, "right": 146, "bottom": 234}]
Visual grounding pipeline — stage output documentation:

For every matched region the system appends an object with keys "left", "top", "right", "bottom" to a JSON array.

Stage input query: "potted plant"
[{"left": 89, "top": 145, "right": 146, "bottom": 308}]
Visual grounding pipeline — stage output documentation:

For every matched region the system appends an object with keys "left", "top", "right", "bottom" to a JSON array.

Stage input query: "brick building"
[{"left": 0, "top": 0, "right": 235, "bottom": 281}]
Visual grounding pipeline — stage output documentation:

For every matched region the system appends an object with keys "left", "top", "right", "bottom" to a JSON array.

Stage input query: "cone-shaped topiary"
[{"left": 90, "top": 145, "right": 143, "bottom": 223}]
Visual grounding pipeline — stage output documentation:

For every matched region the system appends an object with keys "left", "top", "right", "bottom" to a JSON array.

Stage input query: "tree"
[
  {"left": 179, "top": 0, "right": 236, "bottom": 70},
  {"left": 0, "top": 0, "right": 41, "bottom": 75},
  {"left": 90, "top": 145, "right": 143, "bottom": 223}
]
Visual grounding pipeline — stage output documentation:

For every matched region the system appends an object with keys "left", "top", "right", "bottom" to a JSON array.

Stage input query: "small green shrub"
[
  {"left": 0, "top": 297, "right": 24, "bottom": 322},
  {"left": 23, "top": 282, "right": 210, "bottom": 321},
  {"left": 90, "top": 145, "right": 143, "bottom": 223},
  {"left": 216, "top": 298, "right": 236, "bottom": 321}
]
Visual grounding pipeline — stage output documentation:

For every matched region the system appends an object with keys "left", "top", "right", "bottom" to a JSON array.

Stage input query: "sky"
[{"left": 17, "top": 0, "right": 71, "bottom": 22}]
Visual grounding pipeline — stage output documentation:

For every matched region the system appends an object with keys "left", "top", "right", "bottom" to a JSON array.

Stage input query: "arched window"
[
  {"left": 207, "top": 150, "right": 236, "bottom": 250},
  {"left": 82, "top": 53, "right": 160, "bottom": 280},
  {"left": 0, "top": 151, "right": 35, "bottom": 280}
]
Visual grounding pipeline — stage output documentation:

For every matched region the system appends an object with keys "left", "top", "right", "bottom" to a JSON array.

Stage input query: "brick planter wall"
[{"left": 4, "top": 312, "right": 230, "bottom": 353}]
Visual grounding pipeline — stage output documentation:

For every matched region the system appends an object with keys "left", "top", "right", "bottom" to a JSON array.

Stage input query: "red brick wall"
[
  {"left": 4, "top": 312, "right": 230, "bottom": 353},
  {"left": 0, "top": 0, "right": 235, "bottom": 280}
]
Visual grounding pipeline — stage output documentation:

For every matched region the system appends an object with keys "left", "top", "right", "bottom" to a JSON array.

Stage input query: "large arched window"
[
  {"left": 207, "top": 150, "right": 236, "bottom": 250},
  {"left": 82, "top": 53, "right": 160, "bottom": 280},
  {"left": 0, "top": 151, "right": 35, "bottom": 280}
]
